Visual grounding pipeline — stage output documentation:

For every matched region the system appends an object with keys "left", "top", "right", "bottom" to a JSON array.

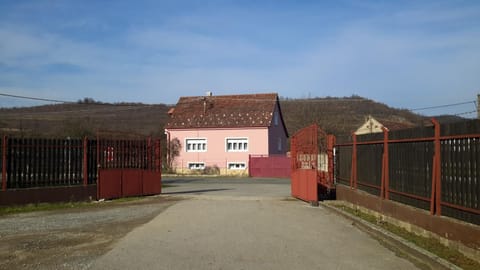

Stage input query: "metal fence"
[
  {"left": 1, "top": 136, "right": 161, "bottom": 191},
  {"left": 335, "top": 119, "right": 480, "bottom": 225}
]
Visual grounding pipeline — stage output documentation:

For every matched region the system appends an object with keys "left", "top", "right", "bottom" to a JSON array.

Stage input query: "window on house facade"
[
  {"left": 186, "top": 138, "right": 207, "bottom": 152},
  {"left": 277, "top": 137, "right": 282, "bottom": 151},
  {"left": 188, "top": 162, "right": 205, "bottom": 170},
  {"left": 226, "top": 138, "right": 248, "bottom": 152},
  {"left": 228, "top": 162, "right": 246, "bottom": 170}
]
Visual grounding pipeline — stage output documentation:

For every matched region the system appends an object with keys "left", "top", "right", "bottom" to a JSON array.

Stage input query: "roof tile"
[{"left": 165, "top": 93, "right": 279, "bottom": 129}]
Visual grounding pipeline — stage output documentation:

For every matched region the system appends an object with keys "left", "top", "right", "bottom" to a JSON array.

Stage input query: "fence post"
[
  {"left": 154, "top": 139, "right": 161, "bottom": 172},
  {"left": 2, "top": 136, "right": 7, "bottom": 191},
  {"left": 83, "top": 137, "right": 88, "bottom": 186},
  {"left": 381, "top": 128, "right": 390, "bottom": 199},
  {"left": 327, "top": 135, "right": 335, "bottom": 187},
  {"left": 147, "top": 137, "right": 152, "bottom": 170},
  {"left": 350, "top": 133, "right": 357, "bottom": 189},
  {"left": 431, "top": 118, "right": 442, "bottom": 216}
]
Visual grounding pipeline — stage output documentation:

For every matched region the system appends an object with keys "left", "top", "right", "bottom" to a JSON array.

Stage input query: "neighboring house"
[
  {"left": 164, "top": 92, "right": 289, "bottom": 175},
  {"left": 355, "top": 115, "right": 414, "bottom": 135}
]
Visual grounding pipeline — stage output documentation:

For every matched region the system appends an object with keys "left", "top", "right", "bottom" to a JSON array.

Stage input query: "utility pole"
[{"left": 477, "top": 93, "right": 480, "bottom": 119}]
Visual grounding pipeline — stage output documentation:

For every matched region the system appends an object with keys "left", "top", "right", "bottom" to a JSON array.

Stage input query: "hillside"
[
  {"left": 0, "top": 102, "right": 171, "bottom": 138},
  {"left": 0, "top": 96, "right": 428, "bottom": 138},
  {"left": 280, "top": 96, "right": 426, "bottom": 136}
]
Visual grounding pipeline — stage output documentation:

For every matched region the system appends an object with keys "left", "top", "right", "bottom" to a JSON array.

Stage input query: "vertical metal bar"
[
  {"left": 155, "top": 139, "right": 161, "bottom": 172},
  {"left": 381, "top": 127, "right": 390, "bottom": 200},
  {"left": 96, "top": 135, "right": 100, "bottom": 170},
  {"left": 350, "top": 133, "right": 357, "bottom": 189},
  {"left": 2, "top": 136, "right": 7, "bottom": 191},
  {"left": 430, "top": 154, "right": 437, "bottom": 215},
  {"left": 327, "top": 135, "right": 335, "bottom": 189},
  {"left": 147, "top": 137, "right": 152, "bottom": 170},
  {"left": 83, "top": 137, "right": 88, "bottom": 186}
]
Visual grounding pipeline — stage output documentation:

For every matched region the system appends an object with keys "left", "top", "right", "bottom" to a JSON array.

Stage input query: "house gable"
[{"left": 165, "top": 93, "right": 279, "bottom": 129}]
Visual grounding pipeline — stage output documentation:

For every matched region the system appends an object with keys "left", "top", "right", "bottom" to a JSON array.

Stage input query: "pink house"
[{"left": 164, "top": 93, "right": 289, "bottom": 175}]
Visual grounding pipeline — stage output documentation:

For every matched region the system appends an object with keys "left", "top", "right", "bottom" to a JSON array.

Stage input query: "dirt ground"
[{"left": 0, "top": 196, "right": 180, "bottom": 270}]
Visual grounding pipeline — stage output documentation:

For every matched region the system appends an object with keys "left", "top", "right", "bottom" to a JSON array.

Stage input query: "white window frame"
[
  {"left": 188, "top": 162, "right": 205, "bottom": 170},
  {"left": 227, "top": 162, "right": 246, "bottom": 170},
  {"left": 185, "top": 138, "right": 207, "bottom": 152},
  {"left": 225, "top": 137, "right": 249, "bottom": 152}
]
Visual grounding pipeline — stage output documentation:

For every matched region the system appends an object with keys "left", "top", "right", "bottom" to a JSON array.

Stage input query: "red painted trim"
[
  {"left": 388, "top": 188, "right": 431, "bottom": 203},
  {"left": 433, "top": 119, "right": 442, "bottom": 216},
  {"left": 381, "top": 127, "right": 390, "bottom": 199},
  {"left": 440, "top": 134, "right": 480, "bottom": 140},
  {"left": 357, "top": 181, "right": 380, "bottom": 190},
  {"left": 440, "top": 201, "right": 480, "bottom": 215},
  {"left": 335, "top": 133, "right": 479, "bottom": 148}
]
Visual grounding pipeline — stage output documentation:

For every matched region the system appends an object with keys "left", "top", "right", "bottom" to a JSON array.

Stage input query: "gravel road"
[
  {"left": 0, "top": 196, "right": 180, "bottom": 270},
  {"left": 1, "top": 177, "right": 419, "bottom": 269}
]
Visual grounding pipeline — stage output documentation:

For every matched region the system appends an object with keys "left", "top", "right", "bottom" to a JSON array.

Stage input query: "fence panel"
[
  {"left": 357, "top": 143, "right": 383, "bottom": 196},
  {"left": 440, "top": 120, "right": 480, "bottom": 224},
  {"left": 249, "top": 155, "right": 291, "bottom": 178},
  {"left": 335, "top": 145, "right": 352, "bottom": 186},
  {"left": 335, "top": 119, "right": 480, "bottom": 225},
  {"left": 5, "top": 138, "right": 84, "bottom": 189},
  {"left": 389, "top": 140, "right": 433, "bottom": 211},
  {"left": 97, "top": 138, "right": 162, "bottom": 200}
]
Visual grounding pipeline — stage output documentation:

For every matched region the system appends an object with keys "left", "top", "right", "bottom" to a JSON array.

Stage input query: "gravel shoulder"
[{"left": 0, "top": 196, "right": 181, "bottom": 270}]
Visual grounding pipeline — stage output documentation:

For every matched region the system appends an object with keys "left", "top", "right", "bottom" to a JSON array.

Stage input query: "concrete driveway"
[{"left": 92, "top": 177, "right": 417, "bottom": 269}]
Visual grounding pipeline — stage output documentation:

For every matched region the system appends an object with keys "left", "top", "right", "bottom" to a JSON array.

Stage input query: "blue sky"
[{"left": 0, "top": 0, "right": 479, "bottom": 117}]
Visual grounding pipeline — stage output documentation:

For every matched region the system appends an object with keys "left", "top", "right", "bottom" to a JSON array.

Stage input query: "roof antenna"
[{"left": 204, "top": 91, "right": 212, "bottom": 114}]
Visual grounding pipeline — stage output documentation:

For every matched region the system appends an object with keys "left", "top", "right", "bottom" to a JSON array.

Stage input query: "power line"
[
  {"left": 410, "top": 100, "right": 476, "bottom": 111},
  {"left": 0, "top": 92, "right": 73, "bottom": 104},
  {"left": 0, "top": 92, "right": 160, "bottom": 107},
  {"left": 454, "top": 110, "right": 478, "bottom": 117}
]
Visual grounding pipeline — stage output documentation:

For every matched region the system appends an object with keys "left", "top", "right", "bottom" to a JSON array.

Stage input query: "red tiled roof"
[{"left": 165, "top": 93, "right": 279, "bottom": 129}]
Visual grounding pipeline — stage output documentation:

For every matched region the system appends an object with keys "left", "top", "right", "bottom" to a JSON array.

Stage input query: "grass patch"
[
  {"left": 161, "top": 184, "right": 177, "bottom": 188},
  {"left": 334, "top": 204, "right": 480, "bottom": 270},
  {"left": 0, "top": 196, "right": 150, "bottom": 216},
  {"left": 0, "top": 201, "right": 94, "bottom": 216}
]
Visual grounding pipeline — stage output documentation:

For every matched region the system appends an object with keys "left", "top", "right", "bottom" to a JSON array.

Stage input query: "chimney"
[{"left": 167, "top": 108, "right": 175, "bottom": 117}]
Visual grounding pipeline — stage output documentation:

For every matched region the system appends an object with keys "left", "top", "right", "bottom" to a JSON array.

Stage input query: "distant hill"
[
  {"left": 280, "top": 96, "right": 426, "bottom": 136},
  {"left": 0, "top": 101, "right": 171, "bottom": 138},
  {"left": 0, "top": 96, "right": 454, "bottom": 139}
]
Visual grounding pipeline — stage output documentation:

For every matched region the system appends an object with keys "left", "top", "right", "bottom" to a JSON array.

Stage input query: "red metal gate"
[
  {"left": 248, "top": 155, "right": 291, "bottom": 178},
  {"left": 291, "top": 124, "right": 335, "bottom": 204},
  {"left": 97, "top": 137, "right": 162, "bottom": 200}
]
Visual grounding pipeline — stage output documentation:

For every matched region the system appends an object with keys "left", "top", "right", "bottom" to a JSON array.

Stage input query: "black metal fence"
[
  {"left": 1, "top": 136, "right": 161, "bottom": 190},
  {"left": 335, "top": 119, "right": 480, "bottom": 225}
]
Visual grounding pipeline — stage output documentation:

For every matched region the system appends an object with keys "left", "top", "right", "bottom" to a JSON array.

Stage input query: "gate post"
[
  {"left": 430, "top": 119, "right": 442, "bottom": 216},
  {"left": 381, "top": 128, "right": 390, "bottom": 199},
  {"left": 327, "top": 134, "right": 335, "bottom": 188}
]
